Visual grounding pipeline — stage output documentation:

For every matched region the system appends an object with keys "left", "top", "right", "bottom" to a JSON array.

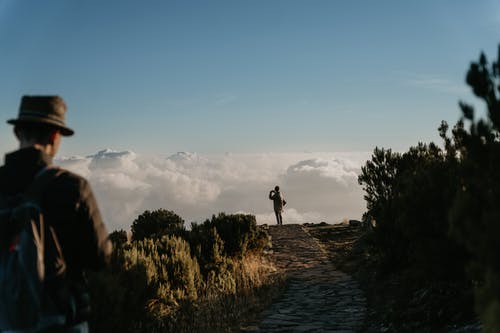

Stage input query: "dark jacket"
[
  {"left": 269, "top": 190, "right": 286, "bottom": 212},
  {"left": 0, "top": 147, "right": 112, "bottom": 319}
]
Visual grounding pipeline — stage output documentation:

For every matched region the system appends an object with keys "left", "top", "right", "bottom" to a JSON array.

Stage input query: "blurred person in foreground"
[{"left": 0, "top": 96, "right": 112, "bottom": 333}]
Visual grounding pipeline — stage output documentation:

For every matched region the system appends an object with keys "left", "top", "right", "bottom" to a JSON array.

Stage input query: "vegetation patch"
[
  {"left": 88, "top": 210, "right": 284, "bottom": 332},
  {"left": 340, "top": 44, "right": 500, "bottom": 332}
]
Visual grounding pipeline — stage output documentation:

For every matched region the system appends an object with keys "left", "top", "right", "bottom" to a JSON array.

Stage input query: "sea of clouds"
[{"left": 56, "top": 150, "right": 371, "bottom": 231}]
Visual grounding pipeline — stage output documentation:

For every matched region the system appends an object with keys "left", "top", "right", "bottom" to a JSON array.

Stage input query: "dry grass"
[{"left": 177, "top": 254, "right": 286, "bottom": 332}]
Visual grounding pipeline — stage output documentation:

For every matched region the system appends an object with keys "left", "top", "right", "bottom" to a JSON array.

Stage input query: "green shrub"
[
  {"left": 447, "top": 45, "right": 500, "bottom": 331},
  {"left": 188, "top": 224, "right": 226, "bottom": 275},
  {"left": 358, "top": 142, "right": 467, "bottom": 279},
  {"left": 88, "top": 246, "right": 153, "bottom": 333},
  {"left": 199, "top": 213, "right": 266, "bottom": 258},
  {"left": 131, "top": 209, "right": 185, "bottom": 241},
  {"left": 109, "top": 229, "right": 128, "bottom": 248},
  {"left": 358, "top": 43, "right": 500, "bottom": 329},
  {"left": 90, "top": 210, "right": 275, "bottom": 332},
  {"left": 358, "top": 147, "right": 404, "bottom": 265}
]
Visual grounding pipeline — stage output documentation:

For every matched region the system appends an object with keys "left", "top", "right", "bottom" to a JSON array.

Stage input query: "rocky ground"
[{"left": 240, "top": 224, "right": 366, "bottom": 332}]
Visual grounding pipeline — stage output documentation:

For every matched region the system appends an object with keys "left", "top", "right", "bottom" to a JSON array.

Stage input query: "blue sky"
[{"left": 1, "top": 0, "right": 499, "bottom": 156}]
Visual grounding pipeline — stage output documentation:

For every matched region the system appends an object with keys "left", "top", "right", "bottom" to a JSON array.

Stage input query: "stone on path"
[{"left": 243, "top": 224, "right": 366, "bottom": 333}]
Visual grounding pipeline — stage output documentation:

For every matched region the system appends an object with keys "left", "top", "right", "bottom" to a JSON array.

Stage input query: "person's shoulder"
[
  {"left": 39, "top": 167, "right": 93, "bottom": 209},
  {"left": 49, "top": 166, "right": 92, "bottom": 194},
  {"left": 51, "top": 166, "right": 86, "bottom": 182}
]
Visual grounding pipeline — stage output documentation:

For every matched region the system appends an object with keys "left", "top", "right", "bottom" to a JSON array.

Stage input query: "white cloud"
[
  {"left": 88, "top": 149, "right": 139, "bottom": 172},
  {"left": 56, "top": 150, "right": 370, "bottom": 231},
  {"left": 280, "top": 157, "right": 365, "bottom": 223},
  {"left": 56, "top": 155, "right": 91, "bottom": 178}
]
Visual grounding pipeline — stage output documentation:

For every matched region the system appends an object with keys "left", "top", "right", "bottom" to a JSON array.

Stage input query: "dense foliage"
[
  {"left": 131, "top": 209, "right": 185, "bottom": 241},
  {"left": 191, "top": 213, "right": 269, "bottom": 258},
  {"left": 358, "top": 142, "right": 467, "bottom": 279},
  {"left": 449, "top": 46, "right": 500, "bottom": 332},
  {"left": 358, "top": 45, "right": 500, "bottom": 331},
  {"left": 89, "top": 210, "right": 275, "bottom": 333}
]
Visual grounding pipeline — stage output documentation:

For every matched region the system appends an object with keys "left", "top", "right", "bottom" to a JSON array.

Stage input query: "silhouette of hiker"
[{"left": 269, "top": 185, "right": 286, "bottom": 225}]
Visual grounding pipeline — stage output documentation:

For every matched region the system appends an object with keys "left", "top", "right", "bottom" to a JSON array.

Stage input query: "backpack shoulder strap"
[{"left": 24, "top": 166, "right": 63, "bottom": 202}]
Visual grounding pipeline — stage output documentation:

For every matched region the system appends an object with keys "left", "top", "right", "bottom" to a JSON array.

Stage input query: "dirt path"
[{"left": 242, "top": 224, "right": 366, "bottom": 333}]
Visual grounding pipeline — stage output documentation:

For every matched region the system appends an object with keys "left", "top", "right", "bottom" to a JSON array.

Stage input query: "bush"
[
  {"left": 109, "top": 229, "right": 128, "bottom": 248},
  {"left": 90, "top": 235, "right": 203, "bottom": 332},
  {"left": 198, "top": 213, "right": 267, "bottom": 258},
  {"left": 358, "top": 142, "right": 467, "bottom": 279},
  {"left": 131, "top": 209, "right": 185, "bottom": 241},
  {"left": 88, "top": 247, "right": 152, "bottom": 333},
  {"left": 358, "top": 147, "right": 404, "bottom": 265},
  {"left": 90, "top": 210, "right": 276, "bottom": 332},
  {"left": 447, "top": 45, "right": 500, "bottom": 331},
  {"left": 188, "top": 224, "right": 227, "bottom": 276},
  {"left": 358, "top": 43, "right": 500, "bottom": 329}
]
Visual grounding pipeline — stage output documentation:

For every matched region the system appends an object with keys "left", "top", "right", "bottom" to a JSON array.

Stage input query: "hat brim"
[{"left": 7, "top": 118, "right": 74, "bottom": 136}]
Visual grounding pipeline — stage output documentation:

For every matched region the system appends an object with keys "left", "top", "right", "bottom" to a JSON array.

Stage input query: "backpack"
[{"left": 0, "top": 167, "right": 68, "bottom": 330}]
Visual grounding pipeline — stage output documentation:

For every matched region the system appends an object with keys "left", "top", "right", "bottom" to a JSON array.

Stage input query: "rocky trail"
[{"left": 242, "top": 224, "right": 367, "bottom": 333}]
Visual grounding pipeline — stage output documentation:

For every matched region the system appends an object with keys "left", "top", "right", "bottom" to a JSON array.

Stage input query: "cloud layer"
[{"left": 56, "top": 150, "right": 370, "bottom": 231}]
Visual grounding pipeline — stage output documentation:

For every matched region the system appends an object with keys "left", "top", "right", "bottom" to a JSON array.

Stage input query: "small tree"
[
  {"left": 358, "top": 147, "right": 404, "bottom": 265},
  {"left": 131, "top": 209, "right": 185, "bottom": 241}
]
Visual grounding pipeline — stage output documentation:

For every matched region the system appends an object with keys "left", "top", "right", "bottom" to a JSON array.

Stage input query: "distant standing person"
[{"left": 269, "top": 185, "right": 286, "bottom": 225}]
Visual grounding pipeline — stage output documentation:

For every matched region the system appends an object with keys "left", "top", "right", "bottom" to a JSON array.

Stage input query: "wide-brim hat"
[{"left": 7, "top": 95, "right": 74, "bottom": 136}]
